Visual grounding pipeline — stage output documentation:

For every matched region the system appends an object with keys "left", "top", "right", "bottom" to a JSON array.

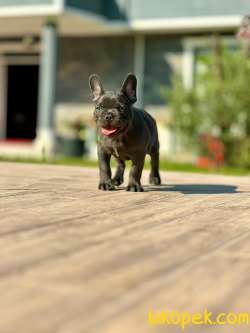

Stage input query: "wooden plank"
[{"left": 0, "top": 162, "right": 249, "bottom": 333}]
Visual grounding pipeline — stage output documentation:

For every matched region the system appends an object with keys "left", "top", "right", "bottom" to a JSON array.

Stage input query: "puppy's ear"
[
  {"left": 120, "top": 73, "right": 137, "bottom": 104},
  {"left": 89, "top": 74, "right": 104, "bottom": 101}
]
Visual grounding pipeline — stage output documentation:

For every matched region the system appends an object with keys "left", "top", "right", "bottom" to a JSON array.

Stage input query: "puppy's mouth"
[{"left": 101, "top": 126, "right": 120, "bottom": 136}]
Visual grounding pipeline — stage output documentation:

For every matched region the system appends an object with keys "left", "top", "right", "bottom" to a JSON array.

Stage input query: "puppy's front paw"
[
  {"left": 98, "top": 180, "right": 115, "bottom": 191},
  {"left": 149, "top": 173, "right": 161, "bottom": 185},
  {"left": 112, "top": 177, "right": 124, "bottom": 186},
  {"left": 126, "top": 182, "right": 144, "bottom": 192}
]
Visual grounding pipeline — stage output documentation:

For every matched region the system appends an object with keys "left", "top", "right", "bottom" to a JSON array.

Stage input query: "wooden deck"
[{"left": 0, "top": 162, "right": 250, "bottom": 333}]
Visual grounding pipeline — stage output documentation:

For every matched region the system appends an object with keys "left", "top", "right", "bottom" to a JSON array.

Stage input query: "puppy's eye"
[
  {"left": 119, "top": 105, "right": 125, "bottom": 112},
  {"left": 95, "top": 105, "right": 102, "bottom": 111}
]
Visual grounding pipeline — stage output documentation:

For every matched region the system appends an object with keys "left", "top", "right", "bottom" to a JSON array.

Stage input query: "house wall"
[
  {"left": 65, "top": 0, "right": 250, "bottom": 22},
  {"left": 57, "top": 36, "right": 135, "bottom": 104},
  {"left": 65, "top": 0, "right": 129, "bottom": 20},
  {"left": 57, "top": 35, "right": 183, "bottom": 106},
  {"left": 66, "top": 0, "right": 103, "bottom": 16},
  {"left": 129, "top": 0, "right": 250, "bottom": 19},
  {"left": 1, "top": 0, "right": 248, "bottom": 21},
  {"left": 144, "top": 36, "right": 182, "bottom": 107}
]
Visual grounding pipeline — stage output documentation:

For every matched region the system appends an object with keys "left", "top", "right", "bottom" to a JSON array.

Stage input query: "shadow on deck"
[{"left": 146, "top": 184, "right": 238, "bottom": 194}]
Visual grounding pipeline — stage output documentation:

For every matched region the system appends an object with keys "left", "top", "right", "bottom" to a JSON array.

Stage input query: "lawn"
[{"left": 0, "top": 155, "right": 249, "bottom": 176}]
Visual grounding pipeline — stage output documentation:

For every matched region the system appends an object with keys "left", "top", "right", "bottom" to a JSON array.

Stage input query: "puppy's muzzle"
[{"left": 104, "top": 113, "right": 113, "bottom": 121}]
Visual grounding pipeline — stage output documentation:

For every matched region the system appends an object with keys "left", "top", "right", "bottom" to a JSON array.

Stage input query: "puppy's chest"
[{"left": 102, "top": 137, "right": 130, "bottom": 159}]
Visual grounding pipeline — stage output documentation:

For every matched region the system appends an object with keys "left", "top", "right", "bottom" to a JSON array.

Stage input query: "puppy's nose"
[{"left": 105, "top": 113, "right": 113, "bottom": 121}]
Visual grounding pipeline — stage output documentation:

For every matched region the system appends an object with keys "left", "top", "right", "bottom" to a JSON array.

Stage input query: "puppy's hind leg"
[
  {"left": 149, "top": 146, "right": 161, "bottom": 185},
  {"left": 112, "top": 158, "right": 125, "bottom": 186}
]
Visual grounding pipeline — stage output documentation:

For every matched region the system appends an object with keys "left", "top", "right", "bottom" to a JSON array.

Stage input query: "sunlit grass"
[{"left": 0, "top": 155, "right": 249, "bottom": 176}]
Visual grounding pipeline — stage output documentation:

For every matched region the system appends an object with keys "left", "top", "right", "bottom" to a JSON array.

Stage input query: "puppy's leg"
[
  {"left": 98, "top": 146, "right": 114, "bottom": 191},
  {"left": 112, "top": 158, "right": 125, "bottom": 186},
  {"left": 149, "top": 146, "right": 161, "bottom": 185},
  {"left": 127, "top": 155, "right": 145, "bottom": 192}
]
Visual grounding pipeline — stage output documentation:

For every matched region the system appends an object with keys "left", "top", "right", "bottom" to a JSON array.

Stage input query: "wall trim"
[
  {"left": 0, "top": 1, "right": 62, "bottom": 17},
  {"left": 131, "top": 15, "right": 242, "bottom": 32}
]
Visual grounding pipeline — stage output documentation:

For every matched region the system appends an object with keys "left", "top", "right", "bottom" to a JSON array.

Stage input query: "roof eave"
[
  {"left": 0, "top": 0, "right": 63, "bottom": 17},
  {"left": 131, "top": 15, "right": 243, "bottom": 34}
]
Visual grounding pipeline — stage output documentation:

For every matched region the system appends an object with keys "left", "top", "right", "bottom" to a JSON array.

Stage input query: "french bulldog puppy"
[{"left": 89, "top": 73, "right": 161, "bottom": 192}]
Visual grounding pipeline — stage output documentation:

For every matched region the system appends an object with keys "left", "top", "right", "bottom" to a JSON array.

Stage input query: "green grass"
[
  {"left": 0, "top": 155, "right": 249, "bottom": 176},
  {"left": 159, "top": 160, "right": 249, "bottom": 176}
]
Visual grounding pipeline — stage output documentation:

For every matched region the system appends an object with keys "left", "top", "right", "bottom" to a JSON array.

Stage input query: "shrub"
[{"left": 167, "top": 42, "right": 250, "bottom": 168}]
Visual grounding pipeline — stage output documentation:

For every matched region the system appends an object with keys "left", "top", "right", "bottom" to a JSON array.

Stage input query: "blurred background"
[{"left": 0, "top": 0, "right": 249, "bottom": 172}]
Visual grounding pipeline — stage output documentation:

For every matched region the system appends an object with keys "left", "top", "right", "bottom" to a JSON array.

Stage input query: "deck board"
[{"left": 0, "top": 162, "right": 249, "bottom": 333}]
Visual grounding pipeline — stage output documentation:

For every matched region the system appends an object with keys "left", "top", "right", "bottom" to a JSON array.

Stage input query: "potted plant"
[{"left": 58, "top": 117, "right": 86, "bottom": 157}]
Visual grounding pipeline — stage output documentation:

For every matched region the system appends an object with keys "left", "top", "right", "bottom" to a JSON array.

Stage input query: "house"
[{"left": 0, "top": 0, "right": 249, "bottom": 158}]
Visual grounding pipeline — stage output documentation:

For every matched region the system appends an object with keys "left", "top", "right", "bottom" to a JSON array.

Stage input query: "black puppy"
[{"left": 89, "top": 73, "right": 161, "bottom": 192}]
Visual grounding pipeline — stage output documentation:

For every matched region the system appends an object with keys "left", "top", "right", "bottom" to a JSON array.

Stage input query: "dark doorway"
[{"left": 6, "top": 65, "right": 39, "bottom": 140}]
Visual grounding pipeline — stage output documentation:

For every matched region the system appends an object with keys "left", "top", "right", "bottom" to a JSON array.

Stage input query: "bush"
[{"left": 167, "top": 43, "right": 250, "bottom": 168}]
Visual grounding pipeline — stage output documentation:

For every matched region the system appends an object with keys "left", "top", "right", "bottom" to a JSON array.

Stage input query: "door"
[{"left": 6, "top": 65, "right": 39, "bottom": 140}]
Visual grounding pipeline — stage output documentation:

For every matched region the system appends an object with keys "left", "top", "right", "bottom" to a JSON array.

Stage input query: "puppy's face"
[{"left": 89, "top": 74, "right": 137, "bottom": 136}]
